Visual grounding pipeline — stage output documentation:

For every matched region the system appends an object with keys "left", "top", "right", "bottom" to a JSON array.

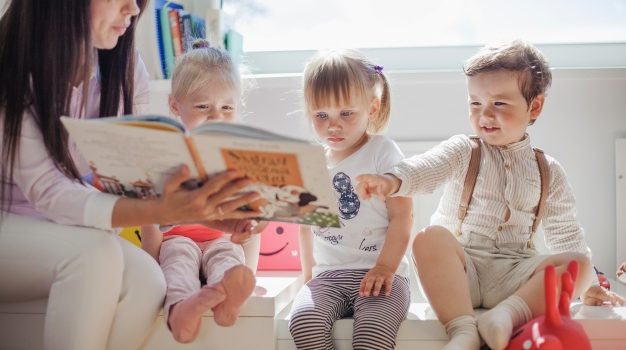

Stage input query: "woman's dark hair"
[{"left": 0, "top": 0, "right": 146, "bottom": 209}]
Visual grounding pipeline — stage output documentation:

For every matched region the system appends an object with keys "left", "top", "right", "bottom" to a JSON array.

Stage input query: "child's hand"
[
  {"left": 617, "top": 262, "right": 626, "bottom": 284},
  {"left": 582, "top": 285, "right": 626, "bottom": 306},
  {"left": 355, "top": 174, "right": 401, "bottom": 201},
  {"left": 360, "top": 264, "right": 396, "bottom": 297},
  {"left": 230, "top": 220, "right": 269, "bottom": 244}
]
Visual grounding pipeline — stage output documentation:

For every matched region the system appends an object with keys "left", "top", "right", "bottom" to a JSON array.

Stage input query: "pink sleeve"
[
  {"left": 13, "top": 111, "right": 119, "bottom": 230},
  {"left": 133, "top": 52, "right": 150, "bottom": 115}
]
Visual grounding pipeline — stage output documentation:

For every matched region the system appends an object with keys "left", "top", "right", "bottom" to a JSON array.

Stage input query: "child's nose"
[
  {"left": 480, "top": 106, "right": 495, "bottom": 119},
  {"left": 328, "top": 118, "right": 342, "bottom": 131},
  {"left": 205, "top": 108, "right": 218, "bottom": 120}
]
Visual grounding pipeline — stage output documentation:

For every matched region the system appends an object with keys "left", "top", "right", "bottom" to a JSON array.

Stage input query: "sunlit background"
[{"left": 224, "top": 0, "right": 626, "bottom": 51}]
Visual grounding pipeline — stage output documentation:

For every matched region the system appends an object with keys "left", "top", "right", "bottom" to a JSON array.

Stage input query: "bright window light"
[{"left": 224, "top": 0, "right": 626, "bottom": 52}]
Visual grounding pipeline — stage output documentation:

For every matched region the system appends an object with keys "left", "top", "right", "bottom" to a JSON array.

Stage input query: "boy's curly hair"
[{"left": 463, "top": 39, "right": 552, "bottom": 108}]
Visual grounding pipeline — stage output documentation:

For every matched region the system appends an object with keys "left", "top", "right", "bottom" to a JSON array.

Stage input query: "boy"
[{"left": 356, "top": 39, "right": 624, "bottom": 350}]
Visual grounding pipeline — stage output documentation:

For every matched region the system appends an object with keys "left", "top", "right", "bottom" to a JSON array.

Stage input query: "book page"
[
  {"left": 192, "top": 121, "right": 304, "bottom": 142},
  {"left": 193, "top": 133, "right": 340, "bottom": 227},
  {"left": 63, "top": 118, "right": 196, "bottom": 197}
]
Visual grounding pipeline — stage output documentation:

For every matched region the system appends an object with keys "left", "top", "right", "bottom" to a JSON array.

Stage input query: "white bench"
[
  {"left": 2, "top": 272, "right": 626, "bottom": 350},
  {"left": 0, "top": 271, "right": 304, "bottom": 350},
  {"left": 141, "top": 271, "right": 303, "bottom": 350},
  {"left": 276, "top": 301, "right": 626, "bottom": 350}
]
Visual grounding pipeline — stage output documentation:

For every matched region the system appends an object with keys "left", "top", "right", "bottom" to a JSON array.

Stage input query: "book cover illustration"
[{"left": 219, "top": 148, "right": 339, "bottom": 228}]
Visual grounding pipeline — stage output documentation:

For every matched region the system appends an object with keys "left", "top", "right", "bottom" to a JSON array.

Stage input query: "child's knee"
[
  {"left": 575, "top": 254, "right": 593, "bottom": 280},
  {"left": 565, "top": 253, "right": 592, "bottom": 275},
  {"left": 288, "top": 308, "right": 330, "bottom": 335},
  {"left": 412, "top": 225, "right": 455, "bottom": 257}
]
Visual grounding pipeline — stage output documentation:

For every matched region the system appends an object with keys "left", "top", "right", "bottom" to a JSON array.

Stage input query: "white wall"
[{"left": 148, "top": 67, "right": 626, "bottom": 275}]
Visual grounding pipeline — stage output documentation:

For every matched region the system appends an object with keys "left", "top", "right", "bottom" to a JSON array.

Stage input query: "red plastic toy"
[{"left": 505, "top": 260, "right": 591, "bottom": 350}]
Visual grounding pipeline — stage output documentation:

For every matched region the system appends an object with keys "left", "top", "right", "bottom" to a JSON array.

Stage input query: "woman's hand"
[
  {"left": 360, "top": 264, "right": 396, "bottom": 297},
  {"left": 583, "top": 285, "right": 626, "bottom": 306},
  {"left": 157, "top": 165, "right": 261, "bottom": 225},
  {"left": 355, "top": 174, "right": 401, "bottom": 201}
]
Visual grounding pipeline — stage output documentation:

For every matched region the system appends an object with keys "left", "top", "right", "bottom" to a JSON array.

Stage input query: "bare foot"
[
  {"left": 168, "top": 286, "right": 226, "bottom": 343},
  {"left": 212, "top": 265, "right": 256, "bottom": 326}
]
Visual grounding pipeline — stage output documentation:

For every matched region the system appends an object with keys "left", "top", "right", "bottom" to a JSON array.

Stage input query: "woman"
[{"left": 0, "top": 1, "right": 260, "bottom": 349}]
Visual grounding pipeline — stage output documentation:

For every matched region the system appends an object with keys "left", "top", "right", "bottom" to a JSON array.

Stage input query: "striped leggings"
[{"left": 288, "top": 269, "right": 410, "bottom": 350}]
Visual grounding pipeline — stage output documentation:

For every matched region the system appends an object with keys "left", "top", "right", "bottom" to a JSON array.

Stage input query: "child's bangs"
[
  {"left": 186, "top": 69, "right": 240, "bottom": 98},
  {"left": 305, "top": 61, "right": 368, "bottom": 110}
]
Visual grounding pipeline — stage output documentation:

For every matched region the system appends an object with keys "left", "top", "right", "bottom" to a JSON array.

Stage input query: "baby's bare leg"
[
  {"left": 412, "top": 226, "right": 479, "bottom": 350},
  {"left": 168, "top": 286, "right": 226, "bottom": 343},
  {"left": 478, "top": 252, "right": 592, "bottom": 350},
  {"left": 212, "top": 265, "right": 256, "bottom": 326}
]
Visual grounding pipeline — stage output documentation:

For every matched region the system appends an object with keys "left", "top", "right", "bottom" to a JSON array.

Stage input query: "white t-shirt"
[{"left": 312, "top": 135, "right": 410, "bottom": 277}]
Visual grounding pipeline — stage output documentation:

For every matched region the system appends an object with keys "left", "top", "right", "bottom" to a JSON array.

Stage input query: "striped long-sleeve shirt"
[{"left": 391, "top": 134, "right": 591, "bottom": 257}]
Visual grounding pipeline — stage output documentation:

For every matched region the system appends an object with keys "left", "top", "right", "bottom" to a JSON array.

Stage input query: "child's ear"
[
  {"left": 529, "top": 94, "right": 545, "bottom": 123},
  {"left": 168, "top": 95, "right": 179, "bottom": 117},
  {"left": 369, "top": 97, "right": 381, "bottom": 119}
]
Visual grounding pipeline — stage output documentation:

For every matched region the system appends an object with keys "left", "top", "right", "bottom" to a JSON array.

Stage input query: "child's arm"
[
  {"left": 232, "top": 221, "right": 267, "bottom": 273},
  {"left": 360, "top": 196, "right": 413, "bottom": 297},
  {"left": 140, "top": 224, "right": 163, "bottom": 261},
  {"left": 356, "top": 173, "right": 402, "bottom": 201},
  {"left": 299, "top": 225, "right": 316, "bottom": 283},
  {"left": 241, "top": 234, "right": 261, "bottom": 273}
]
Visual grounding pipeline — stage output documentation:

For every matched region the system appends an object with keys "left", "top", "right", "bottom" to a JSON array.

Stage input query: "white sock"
[
  {"left": 477, "top": 295, "right": 532, "bottom": 350},
  {"left": 443, "top": 315, "right": 480, "bottom": 350}
]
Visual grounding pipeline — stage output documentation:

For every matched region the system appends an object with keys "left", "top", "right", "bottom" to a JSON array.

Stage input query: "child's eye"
[
  {"left": 222, "top": 105, "right": 235, "bottom": 111},
  {"left": 340, "top": 111, "right": 353, "bottom": 118},
  {"left": 315, "top": 112, "right": 329, "bottom": 120},
  {"left": 196, "top": 104, "right": 209, "bottom": 110},
  {"left": 494, "top": 101, "right": 506, "bottom": 106},
  {"left": 470, "top": 101, "right": 481, "bottom": 106}
]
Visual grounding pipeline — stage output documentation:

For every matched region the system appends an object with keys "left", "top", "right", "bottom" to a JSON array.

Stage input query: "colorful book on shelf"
[
  {"left": 152, "top": 0, "right": 166, "bottom": 79},
  {"left": 190, "top": 14, "right": 206, "bottom": 42},
  {"left": 158, "top": 1, "right": 183, "bottom": 78},
  {"left": 179, "top": 10, "right": 192, "bottom": 53},
  {"left": 61, "top": 115, "right": 341, "bottom": 228},
  {"left": 168, "top": 8, "right": 184, "bottom": 59}
]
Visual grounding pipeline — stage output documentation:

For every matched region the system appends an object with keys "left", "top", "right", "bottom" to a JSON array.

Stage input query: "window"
[{"left": 223, "top": 0, "right": 626, "bottom": 73}]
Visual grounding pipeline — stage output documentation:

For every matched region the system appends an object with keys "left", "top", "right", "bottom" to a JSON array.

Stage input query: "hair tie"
[
  {"left": 373, "top": 65, "right": 384, "bottom": 74},
  {"left": 191, "top": 39, "right": 211, "bottom": 50}
]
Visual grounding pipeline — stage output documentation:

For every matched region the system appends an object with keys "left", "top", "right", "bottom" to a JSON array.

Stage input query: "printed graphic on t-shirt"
[
  {"left": 314, "top": 226, "right": 344, "bottom": 245},
  {"left": 333, "top": 172, "right": 360, "bottom": 220},
  {"left": 358, "top": 228, "right": 378, "bottom": 252}
]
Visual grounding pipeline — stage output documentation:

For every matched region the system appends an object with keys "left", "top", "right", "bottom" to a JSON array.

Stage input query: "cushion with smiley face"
[{"left": 258, "top": 222, "right": 301, "bottom": 271}]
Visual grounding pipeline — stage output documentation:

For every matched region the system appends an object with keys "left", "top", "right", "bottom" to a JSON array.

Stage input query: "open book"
[{"left": 62, "top": 115, "right": 340, "bottom": 228}]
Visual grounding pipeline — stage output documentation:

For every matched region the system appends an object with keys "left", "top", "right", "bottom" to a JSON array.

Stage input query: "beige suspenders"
[
  {"left": 530, "top": 148, "right": 550, "bottom": 248},
  {"left": 455, "top": 136, "right": 482, "bottom": 235},
  {"left": 456, "top": 136, "right": 550, "bottom": 248}
]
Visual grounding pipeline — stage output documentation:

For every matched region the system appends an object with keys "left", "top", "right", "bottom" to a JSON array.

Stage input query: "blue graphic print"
[{"left": 333, "top": 172, "right": 360, "bottom": 220}]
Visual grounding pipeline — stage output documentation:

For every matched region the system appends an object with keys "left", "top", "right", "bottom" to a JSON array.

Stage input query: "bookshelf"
[{"left": 136, "top": 0, "right": 235, "bottom": 80}]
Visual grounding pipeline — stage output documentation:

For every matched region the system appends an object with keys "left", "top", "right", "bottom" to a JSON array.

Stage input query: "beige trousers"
[
  {"left": 460, "top": 231, "right": 547, "bottom": 308},
  {"left": 0, "top": 213, "right": 166, "bottom": 350}
]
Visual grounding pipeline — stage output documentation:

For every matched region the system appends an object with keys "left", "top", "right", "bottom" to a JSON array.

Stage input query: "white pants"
[{"left": 0, "top": 213, "right": 166, "bottom": 350}]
